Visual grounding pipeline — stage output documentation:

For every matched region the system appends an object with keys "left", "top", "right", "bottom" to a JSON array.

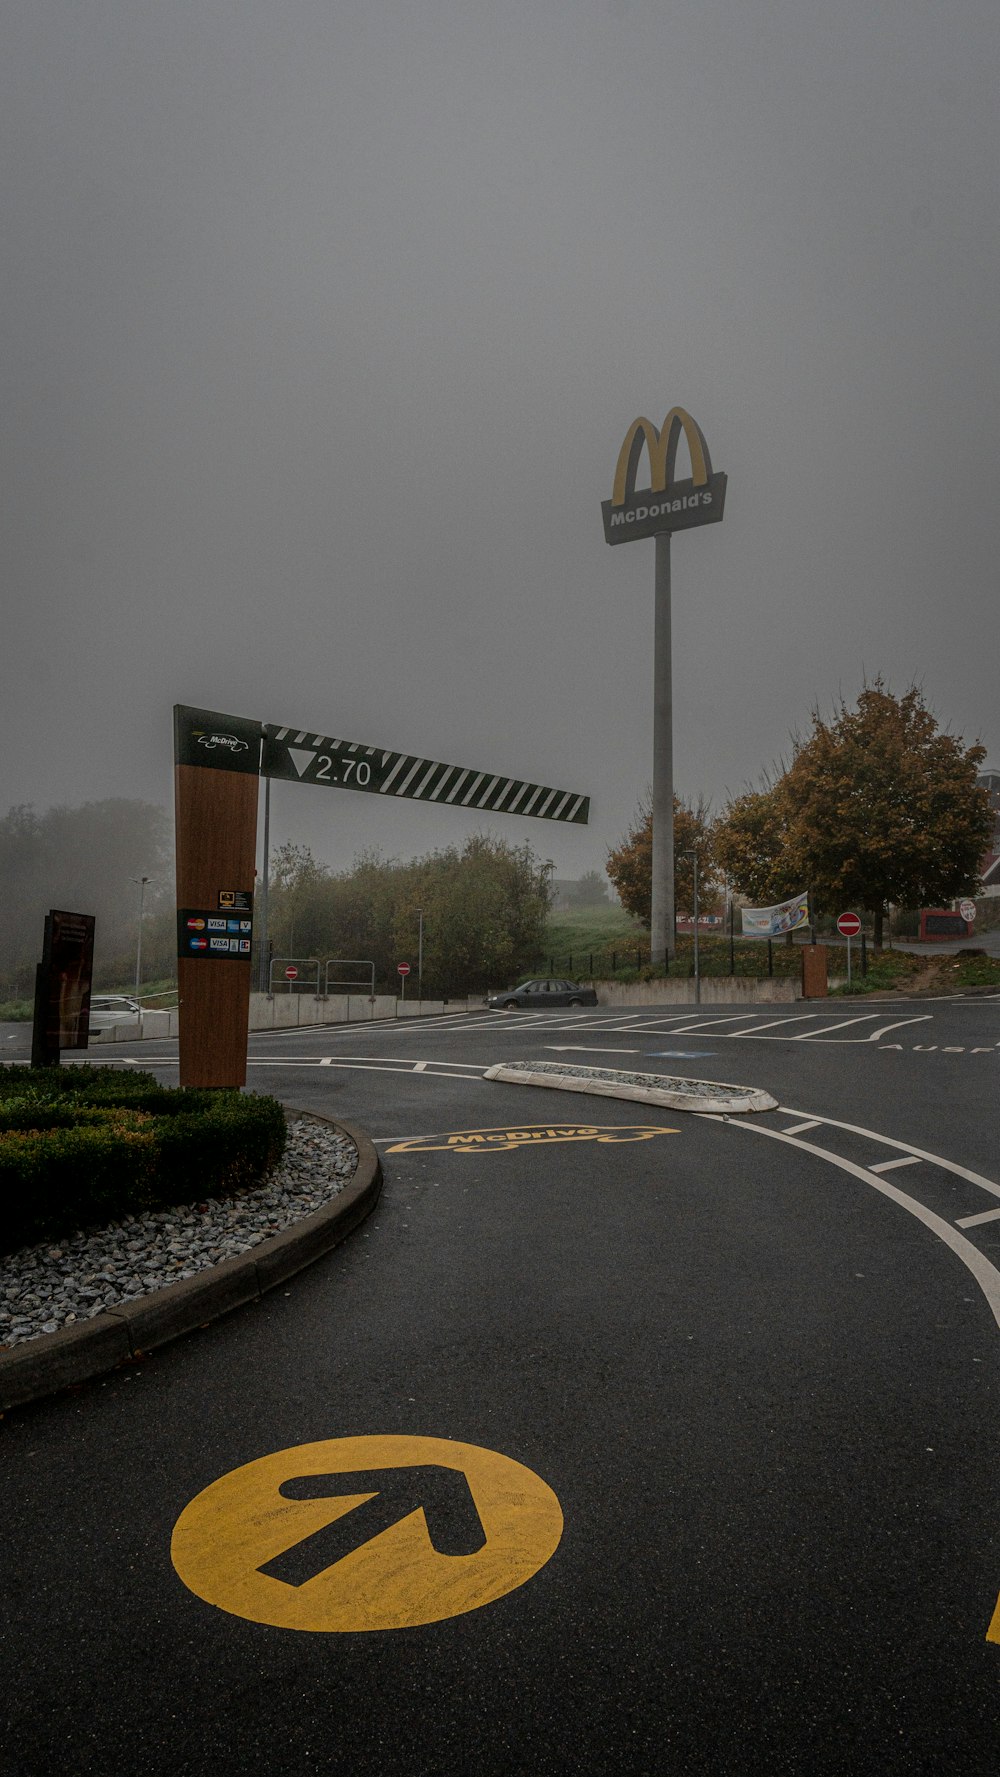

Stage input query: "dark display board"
[
  {"left": 923, "top": 913, "right": 968, "bottom": 936},
  {"left": 31, "top": 909, "right": 96, "bottom": 1066}
]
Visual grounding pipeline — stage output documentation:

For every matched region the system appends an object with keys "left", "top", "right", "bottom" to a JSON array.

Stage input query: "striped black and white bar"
[{"left": 261, "top": 725, "right": 589, "bottom": 825}]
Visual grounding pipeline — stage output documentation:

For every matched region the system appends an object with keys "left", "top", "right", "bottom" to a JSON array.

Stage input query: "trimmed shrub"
[
  {"left": 0, "top": 1065, "right": 162, "bottom": 1101},
  {"left": 0, "top": 1069, "right": 286, "bottom": 1254}
]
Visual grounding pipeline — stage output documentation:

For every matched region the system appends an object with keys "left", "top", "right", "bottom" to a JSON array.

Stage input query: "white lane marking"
[
  {"left": 704, "top": 1117, "right": 1000, "bottom": 1335},
  {"left": 782, "top": 1120, "right": 822, "bottom": 1135},
  {"left": 671, "top": 1013, "right": 778, "bottom": 1027},
  {"left": 545, "top": 1046, "right": 641, "bottom": 1056},
  {"left": 794, "top": 1015, "right": 880, "bottom": 1039},
  {"left": 869, "top": 1156, "right": 922, "bottom": 1174},
  {"left": 716, "top": 1014, "right": 823, "bottom": 1036},
  {"left": 863, "top": 1016, "right": 934, "bottom": 1041},
  {"left": 244, "top": 1058, "right": 484, "bottom": 1080},
  {"left": 414, "top": 1060, "right": 428, "bottom": 1072},
  {"left": 305, "top": 1054, "right": 482, "bottom": 1069},
  {"left": 778, "top": 1107, "right": 1000, "bottom": 1202},
  {"left": 957, "top": 1208, "right": 1000, "bottom": 1230}
]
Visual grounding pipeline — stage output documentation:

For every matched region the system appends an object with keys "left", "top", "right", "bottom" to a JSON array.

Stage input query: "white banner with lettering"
[{"left": 741, "top": 890, "right": 810, "bottom": 938}]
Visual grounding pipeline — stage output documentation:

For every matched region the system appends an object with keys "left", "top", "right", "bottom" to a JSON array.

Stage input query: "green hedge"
[{"left": 0, "top": 1066, "right": 286, "bottom": 1254}]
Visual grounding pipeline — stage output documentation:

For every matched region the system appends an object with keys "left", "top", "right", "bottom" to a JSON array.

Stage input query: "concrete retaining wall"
[
  {"left": 91, "top": 1011, "right": 179, "bottom": 1044},
  {"left": 91, "top": 976, "right": 808, "bottom": 1046},
  {"left": 248, "top": 993, "right": 485, "bottom": 1030},
  {"left": 592, "top": 977, "right": 800, "bottom": 1007},
  {"left": 88, "top": 996, "right": 486, "bottom": 1045}
]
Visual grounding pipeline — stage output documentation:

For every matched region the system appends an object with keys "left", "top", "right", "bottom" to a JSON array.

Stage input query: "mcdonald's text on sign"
[{"left": 602, "top": 407, "right": 727, "bottom": 545}]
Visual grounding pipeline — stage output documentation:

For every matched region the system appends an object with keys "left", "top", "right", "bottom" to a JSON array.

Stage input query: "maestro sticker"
[{"left": 171, "top": 1434, "right": 563, "bottom": 1632}]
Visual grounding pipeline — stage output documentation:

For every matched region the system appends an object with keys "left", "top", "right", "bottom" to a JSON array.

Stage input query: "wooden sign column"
[{"left": 174, "top": 706, "right": 263, "bottom": 1087}]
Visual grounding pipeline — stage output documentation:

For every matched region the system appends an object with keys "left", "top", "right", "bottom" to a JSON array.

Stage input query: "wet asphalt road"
[{"left": 2, "top": 995, "right": 999, "bottom": 1775}]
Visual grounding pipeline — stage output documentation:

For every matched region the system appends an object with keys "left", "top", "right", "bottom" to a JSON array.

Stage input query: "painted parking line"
[
  {"left": 869, "top": 1156, "right": 922, "bottom": 1174},
  {"left": 708, "top": 1115, "right": 1000, "bottom": 1332},
  {"left": 702, "top": 1107, "right": 1000, "bottom": 1644},
  {"left": 776, "top": 1107, "right": 1000, "bottom": 1202},
  {"left": 545, "top": 1045, "right": 641, "bottom": 1055},
  {"left": 956, "top": 1207, "right": 1000, "bottom": 1230}
]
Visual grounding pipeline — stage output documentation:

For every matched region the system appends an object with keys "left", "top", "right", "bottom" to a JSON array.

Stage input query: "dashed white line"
[
  {"left": 705, "top": 1116, "right": 1000, "bottom": 1335},
  {"left": 778, "top": 1107, "right": 1000, "bottom": 1202},
  {"left": 869, "top": 1156, "right": 922, "bottom": 1174},
  {"left": 952, "top": 1208, "right": 1000, "bottom": 1236}
]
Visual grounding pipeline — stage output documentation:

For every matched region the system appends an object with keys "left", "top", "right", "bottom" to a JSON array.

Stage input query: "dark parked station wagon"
[{"left": 485, "top": 978, "right": 598, "bottom": 1010}]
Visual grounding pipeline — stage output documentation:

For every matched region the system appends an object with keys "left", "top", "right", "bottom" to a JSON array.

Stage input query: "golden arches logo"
[{"left": 611, "top": 407, "right": 713, "bottom": 508}]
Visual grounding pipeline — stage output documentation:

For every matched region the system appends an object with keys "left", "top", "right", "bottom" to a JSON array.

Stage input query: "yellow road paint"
[
  {"left": 171, "top": 1434, "right": 563, "bottom": 1632},
  {"left": 387, "top": 1122, "right": 678, "bottom": 1155},
  {"left": 988, "top": 1594, "right": 1000, "bottom": 1644}
]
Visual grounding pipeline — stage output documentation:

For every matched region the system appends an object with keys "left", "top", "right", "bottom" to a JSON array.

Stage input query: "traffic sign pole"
[{"left": 837, "top": 913, "right": 862, "bottom": 989}]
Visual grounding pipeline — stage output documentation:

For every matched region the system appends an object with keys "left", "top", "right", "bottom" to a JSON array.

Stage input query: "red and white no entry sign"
[
  {"left": 837, "top": 913, "right": 862, "bottom": 938},
  {"left": 397, "top": 963, "right": 411, "bottom": 977},
  {"left": 284, "top": 965, "right": 299, "bottom": 980}
]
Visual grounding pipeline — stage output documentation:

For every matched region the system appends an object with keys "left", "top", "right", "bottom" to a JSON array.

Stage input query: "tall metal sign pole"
[
  {"left": 652, "top": 532, "right": 674, "bottom": 968},
  {"left": 602, "top": 408, "right": 727, "bottom": 962}
]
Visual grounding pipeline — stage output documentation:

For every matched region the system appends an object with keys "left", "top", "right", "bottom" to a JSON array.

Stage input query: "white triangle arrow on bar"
[{"left": 288, "top": 747, "right": 316, "bottom": 778}]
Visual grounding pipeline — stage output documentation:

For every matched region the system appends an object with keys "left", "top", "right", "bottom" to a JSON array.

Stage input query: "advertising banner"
[{"left": 741, "top": 891, "right": 810, "bottom": 938}]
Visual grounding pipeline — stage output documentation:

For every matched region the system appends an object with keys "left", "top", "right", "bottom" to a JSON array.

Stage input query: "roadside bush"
[
  {"left": 0, "top": 1067, "right": 286, "bottom": 1253},
  {"left": 0, "top": 1065, "right": 161, "bottom": 1101}
]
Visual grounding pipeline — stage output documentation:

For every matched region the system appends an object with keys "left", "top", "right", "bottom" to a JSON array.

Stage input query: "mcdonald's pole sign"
[
  {"left": 601, "top": 408, "right": 727, "bottom": 544},
  {"left": 602, "top": 407, "right": 726, "bottom": 964}
]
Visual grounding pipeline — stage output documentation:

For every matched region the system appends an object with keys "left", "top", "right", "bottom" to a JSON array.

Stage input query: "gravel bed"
[
  {"left": 494, "top": 1060, "right": 747, "bottom": 1101},
  {"left": 0, "top": 1116, "right": 357, "bottom": 1349}
]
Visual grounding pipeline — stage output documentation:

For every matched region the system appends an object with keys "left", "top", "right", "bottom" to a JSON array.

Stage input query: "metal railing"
[
  {"left": 323, "top": 959, "right": 376, "bottom": 1000},
  {"left": 267, "top": 957, "right": 321, "bottom": 997}
]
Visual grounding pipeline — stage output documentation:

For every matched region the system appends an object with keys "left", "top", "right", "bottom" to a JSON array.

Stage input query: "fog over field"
[{"left": 3, "top": 0, "right": 997, "bottom": 884}]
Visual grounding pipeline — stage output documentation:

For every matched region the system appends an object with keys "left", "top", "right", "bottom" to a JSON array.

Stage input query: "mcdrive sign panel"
[
  {"left": 602, "top": 407, "right": 727, "bottom": 545},
  {"left": 173, "top": 706, "right": 589, "bottom": 825}
]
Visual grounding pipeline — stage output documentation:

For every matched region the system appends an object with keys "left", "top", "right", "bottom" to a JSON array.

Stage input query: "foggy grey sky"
[{"left": 3, "top": 0, "right": 998, "bottom": 884}]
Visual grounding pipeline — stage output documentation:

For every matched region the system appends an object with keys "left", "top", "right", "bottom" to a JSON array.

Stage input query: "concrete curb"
[
  {"left": 484, "top": 1064, "right": 778, "bottom": 1115},
  {"left": 0, "top": 1111, "right": 382, "bottom": 1413}
]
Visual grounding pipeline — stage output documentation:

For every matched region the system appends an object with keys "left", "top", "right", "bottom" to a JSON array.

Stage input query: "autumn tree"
[
  {"left": 712, "top": 779, "right": 803, "bottom": 907},
  {"left": 713, "top": 681, "right": 992, "bottom": 946},
  {"left": 606, "top": 794, "right": 718, "bottom": 929},
  {"left": 264, "top": 833, "right": 552, "bottom": 994}
]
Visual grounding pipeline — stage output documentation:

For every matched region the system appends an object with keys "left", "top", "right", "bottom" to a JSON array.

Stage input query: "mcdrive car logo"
[
  {"left": 196, "top": 732, "right": 249, "bottom": 754},
  {"left": 601, "top": 405, "right": 727, "bottom": 545}
]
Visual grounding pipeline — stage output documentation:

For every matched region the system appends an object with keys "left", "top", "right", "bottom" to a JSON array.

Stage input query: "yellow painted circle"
[{"left": 171, "top": 1434, "right": 563, "bottom": 1632}]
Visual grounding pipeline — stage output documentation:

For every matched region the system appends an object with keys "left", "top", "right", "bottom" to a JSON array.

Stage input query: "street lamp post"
[
  {"left": 132, "top": 875, "right": 154, "bottom": 1030},
  {"left": 416, "top": 906, "right": 424, "bottom": 1003},
  {"left": 684, "top": 850, "right": 701, "bottom": 1005}
]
